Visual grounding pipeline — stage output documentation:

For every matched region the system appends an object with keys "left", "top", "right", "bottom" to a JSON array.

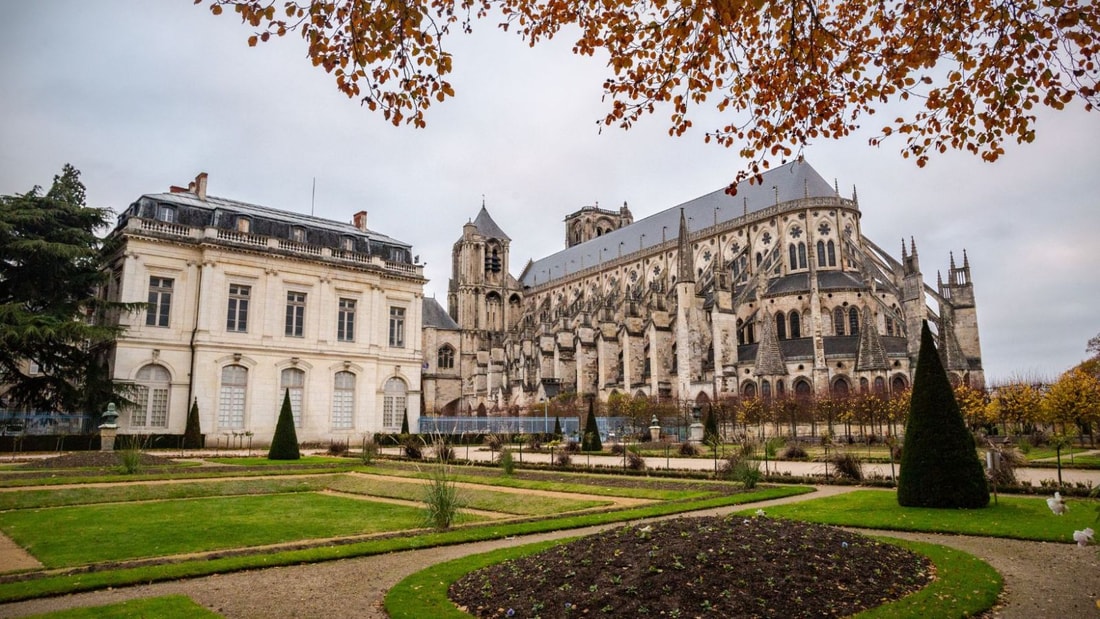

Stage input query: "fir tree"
[
  {"left": 183, "top": 399, "right": 203, "bottom": 448},
  {"left": 268, "top": 389, "right": 301, "bottom": 460},
  {"left": 897, "top": 322, "right": 989, "bottom": 508}
]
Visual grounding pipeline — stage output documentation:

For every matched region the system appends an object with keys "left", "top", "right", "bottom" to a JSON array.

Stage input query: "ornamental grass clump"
[
  {"left": 499, "top": 448, "right": 515, "bottom": 476},
  {"left": 423, "top": 441, "right": 463, "bottom": 529}
]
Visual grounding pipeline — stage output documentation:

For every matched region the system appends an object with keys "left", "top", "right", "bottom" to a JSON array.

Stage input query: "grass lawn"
[
  {"left": 745, "top": 489, "right": 1097, "bottom": 542},
  {"left": 326, "top": 475, "right": 611, "bottom": 515},
  {"left": 26, "top": 595, "right": 221, "bottom": 618},
  {"left": 0, "top": 493, "right": 435, "bottom": 567},
  {"left": 204, "top": 456, "right": 356, "bottom": 466}
]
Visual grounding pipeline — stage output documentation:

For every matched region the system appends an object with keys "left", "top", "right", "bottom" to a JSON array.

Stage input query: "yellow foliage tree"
[
  {"left": 953, "top": 383, "right": 991, "bottom": 429},
  {"left": 988, "top": 381, "right": 1043, "bottom": 434},
  {"left": 199, "top": 0, "right": 1099, "bottom": 178},
  {"left": 1042, "top": 368, "right": 1100, "bottom": 439}
]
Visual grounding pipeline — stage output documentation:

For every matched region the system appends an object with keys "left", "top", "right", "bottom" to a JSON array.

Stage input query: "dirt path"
[{"left": 2, "top": 484, "right": 1096, "bottom": 618}]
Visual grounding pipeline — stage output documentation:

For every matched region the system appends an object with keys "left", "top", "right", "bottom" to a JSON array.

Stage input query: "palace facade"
[
  {"left": 423, "top": 160, "right": 983, "bottom": 415},
  {"left": 102, "top": 174, "right": 425, "bottom": 443}
]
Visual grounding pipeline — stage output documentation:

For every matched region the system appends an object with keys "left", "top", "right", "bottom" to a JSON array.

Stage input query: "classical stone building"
[
  {"left": 422, "top": 160, "right": 982, "bottom": 415},
  {"left": 103, "top": 173, "right": 425, "bottom": 443}
]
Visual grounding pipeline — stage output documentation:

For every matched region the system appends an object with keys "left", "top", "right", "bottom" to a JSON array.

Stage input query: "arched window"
[
  {"left": 736, "top": 318, "right": 745, "bottom": 345},
  {"left": 775, "top": 312, "right": 787, "bottom": 340},
  {"left": 789, "top": 311, "right": 801, "bottom": 338},
  {"left": 747, "top": 320, "right": 756, "bottom": 344},
  {"left": 831, "top": 377, "right": 850, "bottom": 397},
  {"left": 827, "top": 240, "right": 837, "bottom": 266},
  {"left": 848, "top": 307, "right": 860, "bottom": 335},
  {"left": 761, "top": 380, "right": 772, "bottom": 399},
  {"left": 437, "top": 345, "right": 455, "bottom": 370},
  {"left": 873, "top": 376, "right": 886, "bottom": 394},
  {"left": 133, "top": 364, "right": 170, "bottom": 428},
  {"left": 885, "top": 316, "right": 895, "bottom": 337},
  {"left": 218, "top": 365, "right": 248, "bottom": 429},
  {"left": 776, "top": 380, "right": 785, "bottom": 397},
  {"left": 742, "top": 382, "right": 758, "bottom": 398},
  {"left": 383, "top": 378, "right": 407, "bottom": 430},
  {"left": 891, "top": 375, "right": 909, "bottom": 393},
  {"left": 860, "top": 377, "right": 870, "bottom": 394},
  {"left": 281, "top": 368, "right": 305, "bottom": 427},
  {"left": 789, "top": 244, "right": 798, "bottom": 270},
  {"left": 797, "top": 242, "right": 807, "bottom": 269},
  {"left": 755, "top": 251, "right": 763, "bottom": 267},
  {"left": 817, "top": 240, "right": 826, "bottom": 266},
  {"left": 332, "top": 371, "right": 355, "bottom": 429},
  {"left": 833, "top": 307, "right": 846, "bottom": 335},
  {"left": 794, "top": 378, "right": 813, "bottom": 398}
]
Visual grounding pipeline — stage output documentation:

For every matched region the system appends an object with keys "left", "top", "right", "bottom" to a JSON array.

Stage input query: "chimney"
[
  {"left": 352, "top": 210, "right": 368, "bottom": 231},
  {"left": 194, "top": 172, "right": 208, "bottom": 201}
]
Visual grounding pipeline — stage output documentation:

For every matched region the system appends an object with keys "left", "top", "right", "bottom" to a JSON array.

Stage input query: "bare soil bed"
[{"left": 451, "top": 515, "right": 931, "bottom": 618}]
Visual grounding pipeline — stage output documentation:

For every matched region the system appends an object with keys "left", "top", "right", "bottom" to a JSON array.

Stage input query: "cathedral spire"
[
  {"left": 901, "top": 238, "right": 908, "bottom": 260},
  {"left": 677, "top": 208, "right": 693, "bottom": 283}
]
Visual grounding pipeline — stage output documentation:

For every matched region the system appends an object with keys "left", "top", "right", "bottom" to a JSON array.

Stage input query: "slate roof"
[
  {"left": 521, "top": 160, "right": 838, "bottom": 287},
  {"left": 472, "top": 206, "right": 510, "bottom": 241},
  {"left": 765, "top": 271, "right": 867, "bottom": 295},
  {"left": 422, "top": 297, "right": 459, "bottom": 330}
]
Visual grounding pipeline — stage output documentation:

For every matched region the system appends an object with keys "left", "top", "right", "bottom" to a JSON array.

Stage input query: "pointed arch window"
[
  {"left": 797, "top": 243, "right": 807, "bottom": 269},
  {"left": 775, "top": 312, "right": 787, "bottom": 340},
  {"left": 827, "top": 240, "right": 837, "bottom": 266},
  {"left": 817, "top": 240, "right": 826, "bottom": 266},
  {"left": 789, "top": 311, "right": 801, "bottom": 338},
  {"left": 437, "top": 344, "right": 455, "bottom": 370},
  {"left": 742, "top": 381, "right": 757, "bottom": 398},
  {"left": 873, "top": 376, "right": 886, "bottom": 394},
  {"left": 848, "top": 307, "right": 860, "bottom": 335},
  {"left": 332, "top": 371, "right": 355, "bottom": 429},
  {"left": 761, "top": 380, "right": 771, "bottom": 399},
  {"left": 789, "top": 244, "right": 798, "bottom": 270},
  {"left": 833, "top": 307, "right": 846, "bottom": 335}
]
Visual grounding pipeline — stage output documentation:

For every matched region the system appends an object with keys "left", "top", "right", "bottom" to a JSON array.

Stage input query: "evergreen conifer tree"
[
  {"left": 581, "top": 398, "right": 602, "bottom": 452},
  {"left": 703, "top": 407, "right": 720, "bottom": 447},
  {"left": 400, "top": 408, "right": 410, "bottom": 435},
  {"left": 897, "top": 322, "right": 989, "bottom": 508},
  {"left": 268, "top": 389, "right": 301, "bottom": 460},
  {"left": 553, "top": 415, "right": 563, "bottom": 440},
  {"left": 183, "top": 399, "right": 202, "bottom": 449}
]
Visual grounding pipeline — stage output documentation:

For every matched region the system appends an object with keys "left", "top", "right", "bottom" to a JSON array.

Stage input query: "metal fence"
[
  {"left": 0, "top": 410, "right": 91, "bottom": 436},
  {"left": 418, "top": 416, "right": 664, "bottom": 442}
]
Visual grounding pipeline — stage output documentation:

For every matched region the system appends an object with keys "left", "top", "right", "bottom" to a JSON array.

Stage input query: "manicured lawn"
[
  {"left": 0, "top": 493, "right": 433, "bottom": 567},
  {"left": 204, "top": 456, "right": 356, "bottom": 466},
  {"left": 27, "top": 595, "right": 221, "bottom": 618},
  {"left": 745, "top": 489, "right": 1097, "bottom": 542},
  {"left": 326, "top": 475, "right": 611, "bottom": 515}
]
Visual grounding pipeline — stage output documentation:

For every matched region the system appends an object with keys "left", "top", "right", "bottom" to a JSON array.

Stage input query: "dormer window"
[
  {"left": 342, "top": 237, "right": 355, "bottom": 251},
  {"left": 236, "top": 217, "right": 251, "bottom": 234},
  {"left": 291, "top": 227, "right": 306, "bottom": 243},
  {"left": 157, "top": 205, "right": 176, "bottom": 223}
]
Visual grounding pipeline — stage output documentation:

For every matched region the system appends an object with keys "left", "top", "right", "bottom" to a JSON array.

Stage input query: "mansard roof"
[
  {"left": 422, "top": 297, "right": 459, "bottom": 330},
  {"left": 472, "top": 205, "right": 511, "bottom": 242},
  {"left": 521, "top": 160, "right": 839, "bottom": 287}
]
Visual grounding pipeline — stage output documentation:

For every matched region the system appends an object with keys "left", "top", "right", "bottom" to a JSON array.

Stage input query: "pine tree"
[
  {"left": 897, "top": 322, "right": 989, "bottom": 508},
  {"left": 183, "top": 399, "right": 203, "bottom": 448},
  {"left": 268, "top": 389, "right": 301, "bottom": 460},
  {"left": 581, "top": 398, "right": 602, "bottom": 452}
]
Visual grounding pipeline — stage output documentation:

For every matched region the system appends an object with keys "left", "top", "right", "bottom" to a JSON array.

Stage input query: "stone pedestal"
[
  {"left": 687, "top": 421, "right": 705, "bottom": 444},
  {"left": 100, "top": 426, "right": 118, "bottom": 451},
  {"left": 649, "top": 425, "right": 661, "bottom": 442}
]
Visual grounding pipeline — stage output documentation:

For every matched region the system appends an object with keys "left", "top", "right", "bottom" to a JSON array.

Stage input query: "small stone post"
[
  {"left": 687, "top": 405, "right": 705, "bottom": 444},
  {"left": 648, "top": 414, "right": 661, "bottom": 442},
  {"left": 99, "top": 403, "right": 119, "bottom": 452}
]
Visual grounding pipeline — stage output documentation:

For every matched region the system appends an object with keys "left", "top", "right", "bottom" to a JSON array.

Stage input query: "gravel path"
[{"left": 2, "top": 485, "right": 1097, "bottom": 618}]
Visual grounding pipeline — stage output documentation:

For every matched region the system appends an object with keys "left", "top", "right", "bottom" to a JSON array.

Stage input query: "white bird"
[
  {"left": 1047, "top": 492, "right": 1068, "bottom": 516},
  {"left": 1074, "top": 528, "right": 1094, "bottom": 547}
]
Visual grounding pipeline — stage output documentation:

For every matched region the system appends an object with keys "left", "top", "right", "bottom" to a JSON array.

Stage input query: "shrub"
[
  {"left": 563, "top": 440, "right": 581, "bottom": 453},
  {"left": 833, "top": 452, "right": 864, "bottom": 481},
  {"left": 433, "top": 442, "right": 455, "bottom": 462},
  {"left": 610, "top": 443, "right": 626, "bottom": 455},
  {"left": 401, "top": 435, "right": 423, "bottom": 459},
  {"left": 780, "top": 443, "right": 808, "bottom": 459},
  {"left": 183, "top": 399, "right": 202, "bottom": 449},
  {"left": 986, "top": 444, "right": 1026, "bottom": 486},
  {"left": 486, "top": 433, "right": 504, "bottom": 451},
  {"left": 703, "top": 408, "right": 720, "bottom": 447},
  {"left": 553, "top": 416, "right": 563, "bottom": 440},
  {"left": 525, "top": 434, "right": 542, "bottom": 450},
  {"left": 720, "top": 453, "right": 762, "bottom": 488},
  {"left": 555, "top": 450, "right": 573, "bottom": 467},
  {"left": 626, "top": 448, "right": 646, "bottom": 471},
  {"left": 1016, "top": 440, "right": 1032, "bottom": 455},
  {"left": 679, "top": 442, "right": 700, "bottom": 456},
  {"left": 360, "top": 436, "right": 379, "bottom": 465},
  {"left": 897, "top": 322, "right": 989, "bottom": 508},
  {"left": 499, "top": 448, "right": 515, "bottom": 476},
  {"left": 581, "top": 403, "right": 602, "bottom": 452},
  {"left": 327, "top": 439, "right": 348, "bottom": 456},
  {"left": 268, "top": 390, "right": 301, "bottom": 460}
]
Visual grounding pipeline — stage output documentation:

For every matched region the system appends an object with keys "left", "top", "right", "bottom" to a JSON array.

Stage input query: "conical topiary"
[
  {"left": 553, "top": 415, "right": 563, "bottom": 441},
  {"left": 703, "top": 407, "right": 720, "bottom": 447},
  {"left": 400, "top": 408, "right": 410, "bottom": 435},
  {"left": 268, "top": 389, "right": 301, "bottom": 460},
  {"left": 581, "top": 398, "right": 602, "bottom": 452},
  {"left": 897, "top": 322, "right": 988, "bottom": 508},
  {"left": 183, "top": 399, "right": 203, "bottom": 449}
]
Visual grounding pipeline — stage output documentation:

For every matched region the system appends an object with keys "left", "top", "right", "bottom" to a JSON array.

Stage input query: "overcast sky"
[{"left": 2, "top": 1, "right": 1097, "bottom": 384}]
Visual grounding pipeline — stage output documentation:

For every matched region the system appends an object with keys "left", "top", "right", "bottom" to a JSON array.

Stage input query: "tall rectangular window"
[
  {"left": 285, "top": 292, "right": 307, "bottom": 337},
  {"left": 146, "top": 277, "right": 173, "bottom": 327},
  {"left": 337, "top": 298, "right": 356, "bottom": 342},
  {"left": 332, "top": 371, "right": 355, "bottom": 429},
  {"left": 388, "top": 306, "right": 406, "bottom": 348},
  {"left": 281, "top": 368, "right": 305, "bottom": 427},
  {"left": 218, "top": 365, "right": 247, "bottom": 428},
  {"left": 226, "top": 284, "right": 250, "bottom": 332}
]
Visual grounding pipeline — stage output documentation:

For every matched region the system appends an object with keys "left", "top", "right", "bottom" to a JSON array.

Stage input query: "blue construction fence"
[
  {"left": 418, "top": 416, "right": 684, "bottom": 442},
  {"left": 0, "top": 410, "right": 91, "bottom": 436}
]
